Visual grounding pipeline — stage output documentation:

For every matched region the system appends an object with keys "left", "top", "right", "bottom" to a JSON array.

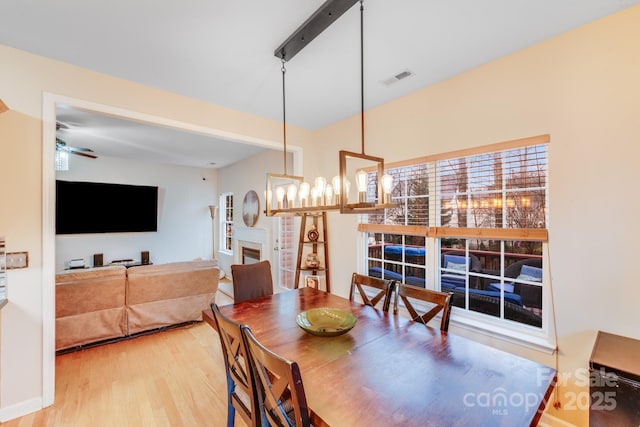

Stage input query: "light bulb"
[
  {"left": 315, "top": 177, "right": 326, "bottom": 205},
  {"left": 381, "top": 174, "right": 393, "bottom": 204},
  {"left": 310, "top": 187, "right": 320, "bottom": 207},
  {"left": 275, "top": 186, "right": 286, "bottom": 209},
  {"left": 299, "top": 182, "right": 310, "bottom": 207},
  {"left": 287, "top": 183, "right": 298, "bottom": 208},
  {"left": 315, "top": 176, "right": 326, "bottom": 193},
  {"left": 325, "top": 184, "right": 334, "bottom": 206},
  {"left": 356, "top": 170, "right": 367, "bottom": 203},
  {"left": 332, "top": 175, "right": 341, "bottom": 195}
]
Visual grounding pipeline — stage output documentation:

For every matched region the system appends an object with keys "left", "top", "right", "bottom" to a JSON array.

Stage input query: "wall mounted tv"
[{"left": 56, "top": 180, "right": 158, "bottom": 234}]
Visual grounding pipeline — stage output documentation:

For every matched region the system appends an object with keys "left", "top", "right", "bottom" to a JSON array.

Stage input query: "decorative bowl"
[{"left": 296, "top": 308, "right": 357, "bottom": 337}]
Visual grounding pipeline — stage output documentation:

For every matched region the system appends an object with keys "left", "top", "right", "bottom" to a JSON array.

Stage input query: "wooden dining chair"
[
  {"left": 210, "top": 303, "right": 264, "bottom": 427},
  {"left": 394, "top": 283, "right": 454, "bottom": 332},
  {"left": 231, "top": 260, "right": 274, "bottom": 303},
  {"left": 349, "top": 272, "right": 395, "bottom": 312},
  {"left": 243, "top": 327, "right": 329, "bottom": 427}
]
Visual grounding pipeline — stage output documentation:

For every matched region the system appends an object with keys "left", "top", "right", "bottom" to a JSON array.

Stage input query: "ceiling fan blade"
[
  {"left": 66, "top": 146, "right": 94, "bottom": 153},
  {"left": 71, "top": 151, "right": 98, "bottom": 159}
]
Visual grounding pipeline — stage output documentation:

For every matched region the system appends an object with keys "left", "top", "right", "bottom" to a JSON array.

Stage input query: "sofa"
[{"left": 55, "top": 260, "right": 219, "bottom": 351}]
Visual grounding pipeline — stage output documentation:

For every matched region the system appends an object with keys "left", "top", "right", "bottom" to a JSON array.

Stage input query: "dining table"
[{"left": 203, "top": 287, "right": 555, "bottom": 427}]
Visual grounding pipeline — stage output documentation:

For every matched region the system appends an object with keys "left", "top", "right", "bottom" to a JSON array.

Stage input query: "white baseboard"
[{"left": 0, "top": 397, "right": 44, "bottom": 422}]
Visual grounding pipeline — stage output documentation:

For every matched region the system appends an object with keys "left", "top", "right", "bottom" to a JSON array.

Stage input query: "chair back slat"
[
  {"left": 349, "top": 273, "right": 395, "bottom": 312},
  {"left": 394, "top": 284, "right": 454, "bottom": 332}
]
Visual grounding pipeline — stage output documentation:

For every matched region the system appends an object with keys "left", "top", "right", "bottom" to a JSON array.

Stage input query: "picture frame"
[{"left": 305, "top": 274, "right": 321, "bottom": 290}]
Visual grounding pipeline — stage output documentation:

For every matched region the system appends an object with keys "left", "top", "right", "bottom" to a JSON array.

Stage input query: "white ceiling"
[{"left": 2, "top": 0, "right": 638, "bottom": 168}]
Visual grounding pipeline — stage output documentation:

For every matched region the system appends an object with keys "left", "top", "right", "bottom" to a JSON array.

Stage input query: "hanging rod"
[{"left": 274, "top": 0, "right": 359, "bottom": 61}]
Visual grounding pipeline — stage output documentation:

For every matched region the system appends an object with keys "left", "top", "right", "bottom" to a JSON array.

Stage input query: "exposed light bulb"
[
  {"left": 310, "top": 187, "right": 320, "bottom": 207},
  {"left": 332, "top": 176, "right": 341, "bottom": 195},
  {"left": 287, "top": 183, "right": 298, "bottom": 208},
  {"left": 380, "top": 174, "right": 393, "bottom": 204},
  {"left": 315, "top": 176, "right": 327, "bottom": 205},
  {"left": 325, "top": 184, "right": 334, "bottom": 206},
  {"left": 275, "top": 186, "right": 286, "bottom": 209},
  {"left": 299, "top": 182, "right": 310, "bottom": 207},
  {"left": 356, "top": 170, "right": 367, "bottom": 203}
]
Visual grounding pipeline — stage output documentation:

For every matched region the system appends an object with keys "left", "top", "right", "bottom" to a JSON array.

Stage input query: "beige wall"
[
  {"left": 2, "top": 4, "right": 640, "bottom": 425},
  {"left": 312, "top": 6, "right": 640, "bottom": 426}
]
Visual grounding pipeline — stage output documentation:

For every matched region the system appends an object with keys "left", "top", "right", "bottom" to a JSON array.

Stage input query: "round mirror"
[{"left": 242, "top": 190, "right": 260, "bottom": 227}]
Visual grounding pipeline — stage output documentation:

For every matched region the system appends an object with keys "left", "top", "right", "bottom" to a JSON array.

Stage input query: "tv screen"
[{"left": 56, "top": 180, "right": 158, "bottom": 234}]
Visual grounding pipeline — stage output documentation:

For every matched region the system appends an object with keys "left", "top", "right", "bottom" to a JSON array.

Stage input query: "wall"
[
  {"left": 0, "top": 44, "right": 314, "bottom": 420},
  {"left": 55, "top": 154, "right": 217, "bottom": 271},
  {"left": 312, "top": 6, "right": 640, "bottom": 426}
]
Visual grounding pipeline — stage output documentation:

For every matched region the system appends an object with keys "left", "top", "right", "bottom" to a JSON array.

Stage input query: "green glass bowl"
[{"left": 296, "top": 307, "right": 357, "bottom": 337}]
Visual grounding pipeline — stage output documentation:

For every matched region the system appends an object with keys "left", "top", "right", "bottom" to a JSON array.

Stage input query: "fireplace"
[
  {"left": 234, "top": 227, "right": 270, "bottom": 267},
  {"left": 242, "top": 247, "right": 261, "bottom": 265}
]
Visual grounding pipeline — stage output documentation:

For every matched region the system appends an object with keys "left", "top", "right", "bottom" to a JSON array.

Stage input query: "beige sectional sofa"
[{"left": 55, "top": 260, "right": 219, "bottom": 351}]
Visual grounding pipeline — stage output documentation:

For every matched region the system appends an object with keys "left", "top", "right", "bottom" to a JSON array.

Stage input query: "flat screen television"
[{"left": 56, "top": 180, "right": 158, "bottom": 234}]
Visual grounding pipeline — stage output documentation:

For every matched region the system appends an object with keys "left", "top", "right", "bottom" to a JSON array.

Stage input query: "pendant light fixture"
[
  {"left": 265, "top": 0, "right": 395, "bottom": 216},
  {"left": 338, "top": 0, "right": 395, "bottom": 213},
  {"left": 264, "top": 57, "right": 340, "bottom": 216}
]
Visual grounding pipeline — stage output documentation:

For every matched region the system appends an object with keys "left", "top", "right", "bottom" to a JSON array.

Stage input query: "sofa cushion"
[
  {"left": 443, "top": 254, "right": 468, "bottom": 270},
  {"left": 519, "top": 265, "right": 542, "bottom": 281},
  {"left": 56, "top": 265, "right": 127, "bottom": 317},
  {"left": 126, "top": 260, "right": 219, "bottom": 304},
  {"left": 458, "top": 287, "right": 523, "bottom": 306},
  {"left": 55, "top": 265, "right": 127, "bottom": 350},
  {"left": 126, "top": 260, "right": 219, "bottom": 335}
]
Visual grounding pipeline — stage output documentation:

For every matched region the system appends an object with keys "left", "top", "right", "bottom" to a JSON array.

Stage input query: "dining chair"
[
  {"left": 243, "top": 327, "right": 329, "bottom": 427},
  {"left": 230, "top": 260, "right": 274, "bottom": 303},
  {"left": 349, "top": 272, "right": 395, "bottom": 312},
  {"left": 394, "top": 283, "right": 454, "bottom": 332},
  {"left": 210, "top": 303, "right": 263, "bottom": 427}
]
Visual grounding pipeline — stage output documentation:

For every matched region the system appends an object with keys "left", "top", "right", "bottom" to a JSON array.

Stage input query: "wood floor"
[{"left": 3, "top": 290, "right": 243, "bottom": 427}]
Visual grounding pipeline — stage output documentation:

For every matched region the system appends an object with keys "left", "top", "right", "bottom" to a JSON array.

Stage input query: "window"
[
  {"left": 220, "top": 193, "right": 233, "bottom": 254},
  {"left": 361, "top": 135, "right": 549, "bottom": 344}
]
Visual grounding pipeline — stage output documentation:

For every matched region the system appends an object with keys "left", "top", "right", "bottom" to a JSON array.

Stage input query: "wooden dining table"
[{"left": 203, "top": 287, "right": 555, "bottom": 427}]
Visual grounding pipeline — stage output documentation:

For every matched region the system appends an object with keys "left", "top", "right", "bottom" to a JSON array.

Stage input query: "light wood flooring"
[{"left": 3, "top": 290, "right": 242, "bottom": 427}]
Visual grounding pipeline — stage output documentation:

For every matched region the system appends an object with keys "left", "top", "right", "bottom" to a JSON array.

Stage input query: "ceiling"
[{"left": 2, "top": 0, "right": 638, "bottom": 168}]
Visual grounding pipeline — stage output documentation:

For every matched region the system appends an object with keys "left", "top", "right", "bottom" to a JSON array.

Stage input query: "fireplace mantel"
[{"left": 234, "top": 227, "right": 270, "bottom": 266}]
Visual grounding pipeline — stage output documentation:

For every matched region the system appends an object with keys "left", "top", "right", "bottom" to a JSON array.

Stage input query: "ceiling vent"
[{"left": 382, "top": 69, "right": 414, "bottom": 86}]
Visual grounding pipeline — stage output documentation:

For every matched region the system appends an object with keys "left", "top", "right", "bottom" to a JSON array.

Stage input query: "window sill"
[
  {"left": 219, "top": 250, "right": 233, "bottom": 256},
  {"left": 450, "top": 309, "right": 556, "bottom": 354}
]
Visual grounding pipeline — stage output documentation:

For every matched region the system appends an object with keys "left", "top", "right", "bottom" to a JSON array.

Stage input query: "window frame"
[
  {"left": 220, "top": 192, "right": 234, "bottom": 255},
  {"left": 359, "top": 134, "right": 554, "bottom": 352}
]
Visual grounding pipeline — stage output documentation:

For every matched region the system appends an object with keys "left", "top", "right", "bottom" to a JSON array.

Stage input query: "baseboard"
[{"left": 0, "top": 396, "right": 43, "bottom": 422}]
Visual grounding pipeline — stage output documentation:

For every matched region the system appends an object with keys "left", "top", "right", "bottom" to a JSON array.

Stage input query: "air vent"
[{"left": 382, "top": 69, "right": 414, "bottom": 86}]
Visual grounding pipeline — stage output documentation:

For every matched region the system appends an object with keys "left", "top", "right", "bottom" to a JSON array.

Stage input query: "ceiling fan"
[{"left": 55, "top": 122, "right": 97, "bottom": 159}]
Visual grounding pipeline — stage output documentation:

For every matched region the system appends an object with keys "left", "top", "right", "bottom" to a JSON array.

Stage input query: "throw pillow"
[
  {"left": 520, "top": 264, "right": 542, "bottom": 280},
  {"left": 446, "top": 262, "right": 466, "bottom": 272},
  {"left": 517, "top": 273, "right": 541, "bottom": 282}
]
